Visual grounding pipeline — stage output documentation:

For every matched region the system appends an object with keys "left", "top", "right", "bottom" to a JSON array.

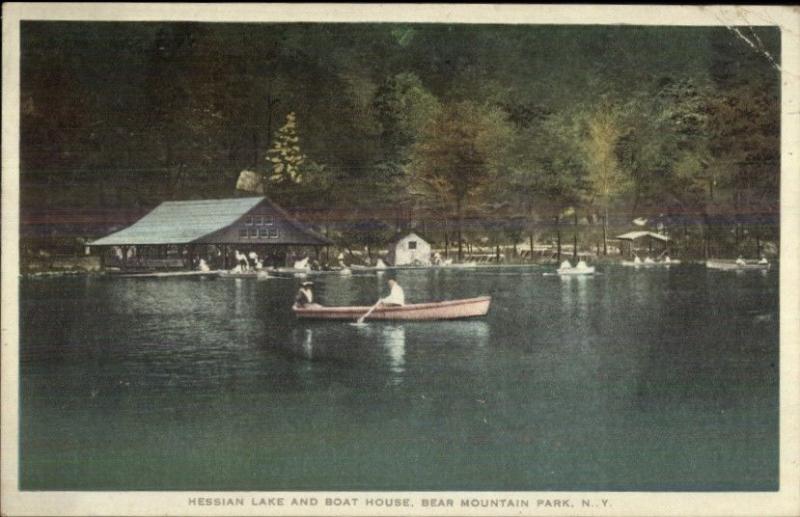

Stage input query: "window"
[
  {"left": 408, "top": 241, "right": 417, "bottom": 250},
  {"left": 255, "top": 216, "right": 263, "bottom": 226},
  {"left": 264, "top": 215, "right": 274, "bottom": 225},
  {"left": 249, "top": 228, "right": 258, "bottom": 238},
  {"left": 269, "top": 228, "right": 279, "bottom": 239},
  {"left": 259, "top": 228, "right": 269, "bottom": 237},
  {"left": 245, "top": 216, "right": 253, "bottom": 226},
  {"left": 239, "top": 228, "right": 248, "bottom": 238}
]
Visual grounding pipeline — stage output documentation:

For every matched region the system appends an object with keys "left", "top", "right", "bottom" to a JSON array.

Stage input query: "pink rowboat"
[{"left": 293, "top": 296, "right": 492, "bottom": 321}]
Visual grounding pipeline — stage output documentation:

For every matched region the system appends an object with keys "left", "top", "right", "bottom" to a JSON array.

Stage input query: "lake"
[{"left": 19, "top": 264, "right": 779, "bottom": 490}]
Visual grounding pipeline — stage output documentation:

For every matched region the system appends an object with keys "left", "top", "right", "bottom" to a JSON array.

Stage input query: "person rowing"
[
  {"left": 736, "top": 255, "right": 746, "bottom": 266},
  {"left": 633, "top": 254, "right": 642, "bottom": 265},
  {"left": 759, "top": 256, "right": 769, "bottom": 265},
  {"left": 380, "top": 278, "right": 405, "bottom": 307},
  {"left": 576, "top": 260, "right": 589, "bottom": 270},
  {"left": 559, "top": 260, "right": 572, "bottom": 270}
]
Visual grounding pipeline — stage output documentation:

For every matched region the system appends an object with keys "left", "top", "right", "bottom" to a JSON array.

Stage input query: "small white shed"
[{"left": 387, "top": 232, "right": 431, "bottom": 266}]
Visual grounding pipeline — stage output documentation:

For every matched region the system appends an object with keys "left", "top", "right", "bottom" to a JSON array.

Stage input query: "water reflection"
[
  {"left": 560, "top": 275, "right": 590, "bottom": 312},
  {"left": 381, "top": 325, "right": 406, "bottom": 383},
  {"left": 234, "top": 278, "right": 245, "bottom": 315}
]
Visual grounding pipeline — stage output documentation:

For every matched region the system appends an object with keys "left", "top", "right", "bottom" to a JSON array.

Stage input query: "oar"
[{"left": 351, "top": 300, "right": 381, "bottom": 326}]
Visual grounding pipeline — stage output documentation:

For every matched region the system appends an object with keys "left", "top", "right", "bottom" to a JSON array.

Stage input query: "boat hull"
[
  {"left": 293, "top": 296, "right": 491, "bottom": 321},
  {"left": 706, "top": 260, "right": 770, "bottom": 271},
  {"left": 557, "top": 267, "right": 595, "bottom": 276}
]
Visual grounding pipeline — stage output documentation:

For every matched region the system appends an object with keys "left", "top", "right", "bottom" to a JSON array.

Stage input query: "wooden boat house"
[
  {"left": 89, "top": 196, "right": 332, "bottom": 270},
  {"left": 615, "top": 231, "right": 670, "bottom": 259},
  {"left": 387, "top": 232, "right": 432, "bottom": 266}
]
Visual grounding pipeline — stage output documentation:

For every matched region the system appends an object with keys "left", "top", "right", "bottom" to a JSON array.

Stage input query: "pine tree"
[{"left": 266, "top": 112, "right": 307, "bottom": 184}]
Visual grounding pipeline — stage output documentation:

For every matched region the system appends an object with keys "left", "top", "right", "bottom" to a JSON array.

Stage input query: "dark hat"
[{"left": 301, "top": 281, "right": 314, "bottom": 287}]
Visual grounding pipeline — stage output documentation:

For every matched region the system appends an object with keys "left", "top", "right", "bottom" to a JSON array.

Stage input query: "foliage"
[
  {"left": 266, "top": 112, "right": 307, "bottom": 185},
  {"left": 20, "top": 23, "right": 781, "bottom": 258}
]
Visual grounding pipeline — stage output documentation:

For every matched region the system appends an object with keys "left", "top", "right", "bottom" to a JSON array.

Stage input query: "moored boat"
[
  {"left": 706, "top": 259, "right": 770, "bottom": 271},
  {"left": 293, "top": 296, "right": 492, "bottom": 321}
]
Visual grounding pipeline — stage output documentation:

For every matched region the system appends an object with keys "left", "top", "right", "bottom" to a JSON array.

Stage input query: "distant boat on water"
[{"left": 706, "top": 259, "right": 770, "bottom": 271}]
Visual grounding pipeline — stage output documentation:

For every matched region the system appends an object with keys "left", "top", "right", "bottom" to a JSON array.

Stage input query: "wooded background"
[{"left": 20, "top": 23, "right": 780, "bottom": 259}]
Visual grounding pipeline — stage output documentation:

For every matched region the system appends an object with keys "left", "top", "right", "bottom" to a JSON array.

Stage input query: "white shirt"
[
  {"left": 300, "top": 288, "right": 313, "bottom": 303},
  {"left": 382, "top": 283, "right": 405, "bottom": 306}
]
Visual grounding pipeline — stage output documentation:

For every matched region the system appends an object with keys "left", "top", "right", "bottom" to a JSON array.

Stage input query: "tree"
[
  {"left": 580, "top": 101, "right": 630, "bottom": 255},
  {"left": 373, "top": 72, "right": 440, "bottom": 164},
  {"left": 504, "top": 108, "right": 587, "bottom": 261},
  {"left": 410, "top": 101, "right": 513, "bottom": 260},
  {"left": 266, "top": 112, "right": 308, "bottom": 185}
]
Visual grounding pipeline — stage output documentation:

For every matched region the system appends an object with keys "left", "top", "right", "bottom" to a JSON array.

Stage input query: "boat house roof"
[
  {"left": 615, "top": 231, "right": 670, "bottom": 242},
  {"left": 389, "top": 231, "right": 431, "bottom": 246},
  {"left": 90, "top": 196, "right": 332, "bottom": 246}
]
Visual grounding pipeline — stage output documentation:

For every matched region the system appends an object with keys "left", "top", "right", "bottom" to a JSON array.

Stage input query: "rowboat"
[
  {"left": 293, "top": 296, "right": 492, "bottom": 321},
  {"left": 706, "top": 259, "right": 770, "bottom": 271}
]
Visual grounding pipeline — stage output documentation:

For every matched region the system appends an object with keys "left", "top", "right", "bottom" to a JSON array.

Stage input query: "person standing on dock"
[
  {"left": 294, "top": 281, "right": 316, "bottom": 308},
  {"left": 381, "top": 279, "right": 405, "bottom": 307}
]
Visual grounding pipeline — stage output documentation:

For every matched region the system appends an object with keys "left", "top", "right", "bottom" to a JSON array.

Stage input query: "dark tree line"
[{"left": 21, "top": 23, "right": 780, "bottom": 259}]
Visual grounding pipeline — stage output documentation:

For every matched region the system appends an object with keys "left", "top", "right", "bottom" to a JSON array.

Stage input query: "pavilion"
[{"left": 615, "top": 231, "right": 671, "bottom": 259}]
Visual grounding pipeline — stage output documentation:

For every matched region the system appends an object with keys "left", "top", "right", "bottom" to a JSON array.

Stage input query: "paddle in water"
[{"left": 351, "top": 300, "right": 381, "bottom": 326}]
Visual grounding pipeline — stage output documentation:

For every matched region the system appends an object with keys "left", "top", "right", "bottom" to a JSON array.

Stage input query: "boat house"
[
  {"left": 89, "top": 196, "right": 332, "bottom": 270},
  {"left": 615, "top": 231, "right": 670, "bottom": 259},
  {"left": 387, "top": 232, "right": 431, "bottom": 266}
]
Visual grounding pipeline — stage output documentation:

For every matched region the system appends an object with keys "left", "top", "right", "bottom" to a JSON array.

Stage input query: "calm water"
[{"left": 20, "top": 265, "right": 778, "bottom": 490}]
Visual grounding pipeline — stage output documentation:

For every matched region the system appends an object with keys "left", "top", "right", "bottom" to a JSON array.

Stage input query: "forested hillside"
[{"left": 20, "top": 23, "right": 780, "bottom": 258}]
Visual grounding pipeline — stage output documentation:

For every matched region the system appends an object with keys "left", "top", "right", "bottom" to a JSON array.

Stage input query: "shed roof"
[
  {"left": 389, "top": 231, "right": 430, "bottom": 246},
  {"left": 615, "top": 231, "right": 670, "bottom": 242},
  {"left": 89, "top": 196, "right": 331, "bottom": 246}
]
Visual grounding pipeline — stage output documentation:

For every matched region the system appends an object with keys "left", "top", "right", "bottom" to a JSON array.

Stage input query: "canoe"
[
  {"left": 557, "top": 266, "right": 595, "bottom": 276},
  {"left": 293, "top": 296, "right": 492, "bottom": 321},
  {"left": 706, "top": 260, "right": 770, "bottom": 271}
]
